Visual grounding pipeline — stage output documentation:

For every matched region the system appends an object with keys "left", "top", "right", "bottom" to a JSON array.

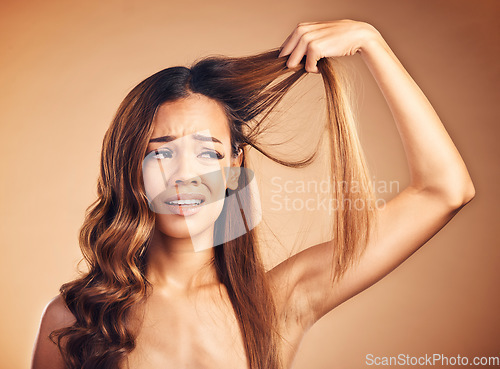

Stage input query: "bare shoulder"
[
  {"left": 42, "top": 295, "right": 76, "bottom": 327},
  {"left": 31, "top": 294, "right": 76, "bottom": 369}
]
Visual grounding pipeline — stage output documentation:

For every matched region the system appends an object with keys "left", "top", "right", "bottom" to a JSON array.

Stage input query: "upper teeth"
[{"left": 167, "top": 199, "right": 202, "bottom": 205}]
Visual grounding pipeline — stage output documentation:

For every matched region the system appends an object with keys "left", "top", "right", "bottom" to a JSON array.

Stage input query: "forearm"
[{"left": 357, "top": 27, "right": 475, "bottom": 205}]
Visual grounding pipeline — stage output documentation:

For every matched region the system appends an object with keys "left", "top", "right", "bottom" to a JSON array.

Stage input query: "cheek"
[
  {"left": 203, "top": 168, "right": 228, "bottom": 200},
  {"left": 219, "top": 156, "right": 233, "bottom": 185},
  {"left": 142, "top": 164, "right": 166, "bottom": 202}
]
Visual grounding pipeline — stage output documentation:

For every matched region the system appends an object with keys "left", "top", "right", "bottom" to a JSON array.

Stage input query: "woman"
[{"left": 31, "top": 20, "right": 475, "bottom": 369}]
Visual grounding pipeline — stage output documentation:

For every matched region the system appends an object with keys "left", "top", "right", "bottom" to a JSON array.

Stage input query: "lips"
[
  {"left": 163, "top": 192, "right": 206, "bottom": 216},
  {"left": 164, "top": 193, "right": 206, "bottom": 204}
]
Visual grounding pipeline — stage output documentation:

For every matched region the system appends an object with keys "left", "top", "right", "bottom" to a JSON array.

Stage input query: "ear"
[{"left": 227, "top": 148, "right": 243, "bottom": 190}]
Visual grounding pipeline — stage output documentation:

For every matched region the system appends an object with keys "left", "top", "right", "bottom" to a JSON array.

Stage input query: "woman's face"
[{"left": 142, "top": 93, "right": 242, "bottom": 244}]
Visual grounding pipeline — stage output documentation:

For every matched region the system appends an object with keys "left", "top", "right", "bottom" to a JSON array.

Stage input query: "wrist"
[{"left": 356, "top": 23, "right": 385, "bottom": 56}]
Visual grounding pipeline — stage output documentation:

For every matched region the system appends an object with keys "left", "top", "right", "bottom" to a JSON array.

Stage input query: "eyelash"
[{"left": 150, "top": 149, "right": 224, "bottom": 160}]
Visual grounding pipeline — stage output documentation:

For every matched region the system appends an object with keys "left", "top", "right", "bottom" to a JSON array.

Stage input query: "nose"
[{"left": 167, "top": 151, "right": 202, "bottom": 188}]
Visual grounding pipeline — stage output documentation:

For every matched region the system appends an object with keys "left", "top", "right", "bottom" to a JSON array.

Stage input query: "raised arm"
[{"left": 269, "top": 20, "right": 475, "bottom": 328}]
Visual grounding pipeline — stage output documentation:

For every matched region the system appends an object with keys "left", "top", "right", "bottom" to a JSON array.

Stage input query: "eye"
[
  {"left": 199, "top": 150, "right": 224, "bottom": 160},
  {"left": 152, "top": 149, "right": 173, "bottom": 160}
]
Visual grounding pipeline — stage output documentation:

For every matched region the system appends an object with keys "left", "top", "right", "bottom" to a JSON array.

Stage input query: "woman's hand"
[{"left": 278, "top": 19, "right": 381, "bottom": 73}]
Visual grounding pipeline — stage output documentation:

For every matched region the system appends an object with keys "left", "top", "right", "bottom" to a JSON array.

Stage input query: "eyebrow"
[{"left": 149, "top": 133, "right": 223, "bottom": 145}]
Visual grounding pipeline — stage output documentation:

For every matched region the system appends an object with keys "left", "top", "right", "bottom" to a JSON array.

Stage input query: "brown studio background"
[{"left": 1, "top": 0, "right": 498, "bottom": 368}]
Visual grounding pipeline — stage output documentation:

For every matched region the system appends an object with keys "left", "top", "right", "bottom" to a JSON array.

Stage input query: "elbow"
[
  {"left": 463, "top": 180, "right": 476, "bottom": 204},
  {"left": 418, "top": 177, "right": 476, "bottom": 210},
  {"left": 443, "top": 178, "right": 476, "bottom": 210}
]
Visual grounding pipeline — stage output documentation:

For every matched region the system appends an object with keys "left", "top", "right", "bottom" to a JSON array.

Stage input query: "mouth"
[
  {"left": 163, "top": 193, "right": 206, "bottom": 216},
  {"left": 165, "top": 199, "right": 204, "bottom": 206}
]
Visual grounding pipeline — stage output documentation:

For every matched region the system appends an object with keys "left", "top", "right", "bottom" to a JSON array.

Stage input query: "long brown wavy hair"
[{"left": 49, "top": 48, "right": 375, "bottom": 369}]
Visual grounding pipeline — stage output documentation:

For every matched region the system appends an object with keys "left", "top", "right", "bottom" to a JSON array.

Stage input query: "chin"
[{"left": 155, "top": 214, "right": 193, "bottom": 239}]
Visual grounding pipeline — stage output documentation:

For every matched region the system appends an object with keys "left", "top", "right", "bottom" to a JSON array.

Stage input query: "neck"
[{"left": 145, "top": 226, "right": 220, "bottom": 293}]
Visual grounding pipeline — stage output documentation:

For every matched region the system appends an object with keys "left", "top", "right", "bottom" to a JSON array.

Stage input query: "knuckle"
[
  {"left": 307, "top": 39, "right": 321, "bottom": 52},
  {"left": 301, "top": 31, "right": 314, "bottom": 43},
  {"left": 296, "top": 23, "right": 309, "bottom": 34}
]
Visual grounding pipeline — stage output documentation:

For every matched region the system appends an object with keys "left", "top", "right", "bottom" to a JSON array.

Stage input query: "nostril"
[{"left": 174, "top": 176, "right": 201, "bottom": 186}]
